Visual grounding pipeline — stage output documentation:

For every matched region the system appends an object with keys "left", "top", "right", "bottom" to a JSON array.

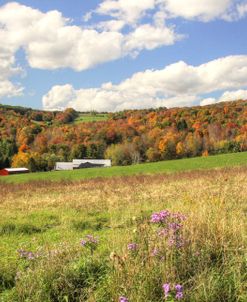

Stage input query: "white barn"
[
  {"left": 55, "top": 159, "right": 111, "bottom": 171},
  {"left": 55, "top": 162, "right": 75, "bottom": 171},
  {"left": 73, "top": 159, "right": 111, "bottom": 168}
]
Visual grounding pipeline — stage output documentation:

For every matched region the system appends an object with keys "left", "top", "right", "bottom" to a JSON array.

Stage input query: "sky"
[{"left": 0, "top": 0, "right": 247, "bottom": 112}]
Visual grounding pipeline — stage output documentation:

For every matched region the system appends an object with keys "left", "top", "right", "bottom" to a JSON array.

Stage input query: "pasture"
[
  {"left": 74, "top": 113, "right": 109, "bottom": 124},
  {"left": 0, "top": 151, "right": 247, "bottom": 184},
  {"left": 0, "top": 165, "right": 246, "bottom": 301}
]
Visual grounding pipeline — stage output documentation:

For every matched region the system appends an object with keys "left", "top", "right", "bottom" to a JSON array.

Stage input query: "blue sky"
[{"left": 0, "top": 0, "right": 247, "bottom": 111}]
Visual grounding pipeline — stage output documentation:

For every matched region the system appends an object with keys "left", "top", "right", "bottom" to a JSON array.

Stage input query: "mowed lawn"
[{"left": 1, "top": 151, "right": 247, "bottom": 184}]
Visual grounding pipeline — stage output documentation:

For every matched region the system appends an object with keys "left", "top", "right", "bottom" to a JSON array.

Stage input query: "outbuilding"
[
  {"left": 0, "top": 168, "right": 29, "bottom": 176},
  {"left": 55, "top": 159, "right": 112, "bottom": 171},
  {"left": 55, "top": 162, "right": 75, "bottom": 171},
  {"left": 73, "top": 159, "right": 111, "bottom": 168}
]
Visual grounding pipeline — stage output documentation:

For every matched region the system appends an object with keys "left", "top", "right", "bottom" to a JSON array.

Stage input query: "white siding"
[{"left": 55, "top": 162, "right": 75, "bottom": 171}]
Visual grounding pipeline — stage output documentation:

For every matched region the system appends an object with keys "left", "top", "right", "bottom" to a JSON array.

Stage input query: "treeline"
[{"left": 0, "top": 100, "right": 246, "bottom": 171}]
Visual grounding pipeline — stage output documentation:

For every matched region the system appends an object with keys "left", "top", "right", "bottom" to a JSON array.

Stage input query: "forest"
[{"left": 0, "top": 100, "right": 246, "bottom": 171}]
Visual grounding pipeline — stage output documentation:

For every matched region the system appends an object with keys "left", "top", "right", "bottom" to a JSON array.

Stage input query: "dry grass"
[{"left": 0, "top": 166, "right": 246, "bottom": 301}]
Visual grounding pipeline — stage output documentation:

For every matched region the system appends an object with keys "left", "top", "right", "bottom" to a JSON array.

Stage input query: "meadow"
[
  {"left": 0, "top": 164, "right": 246, "bottom": 301},
  {"left": 74, "top": 113, "right": 109, "bottom": 124},
  {"left": 1, "top": 151, "right": 247, "bottom": 184}
]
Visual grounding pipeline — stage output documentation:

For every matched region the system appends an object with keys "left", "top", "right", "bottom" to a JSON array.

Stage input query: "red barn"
[{"left": 0, "top": 168, "right": 29, "bottom": 176}]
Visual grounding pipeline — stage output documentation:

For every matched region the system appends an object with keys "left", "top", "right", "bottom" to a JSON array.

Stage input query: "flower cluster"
[
  {"left": 80, "top": 234, "right": 99, "bottom": 254},
  {"left": 151, "top": 210, "right": 187, "bottom": 249},
  {"left": 18, "top": 249, "right": 37, "bottom": 260},
  {"left": 150, "top": 210, "right": 170, "bottom": 223},
  {"left": 127, "top": 243, "right": 138, "bottom": 251},
  {"left": 163, "top": 283, "right": 183, "bottom": 300}
]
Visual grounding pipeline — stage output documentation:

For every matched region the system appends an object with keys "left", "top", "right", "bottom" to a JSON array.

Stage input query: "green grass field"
[
  {"left": 74, "top": 113, "right": 108, "bottom": 124},
  {"left": 1, "top": 151, "right": 247, "bottom": 184}
]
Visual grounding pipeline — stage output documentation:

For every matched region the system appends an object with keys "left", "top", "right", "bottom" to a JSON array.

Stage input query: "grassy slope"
[
  {"left": 1, "top": 151, "right": 247, "bottom": 184},
  {"left": 0, "top": 167, "right": 246, "bottom": 301},
  {"left": 74, "top": 113, "right": 108, "bottom": 124}
]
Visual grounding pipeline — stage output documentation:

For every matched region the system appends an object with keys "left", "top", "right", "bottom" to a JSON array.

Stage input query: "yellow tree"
[{"left": 12, "top": 152, "right": 31, "bottom": 168}]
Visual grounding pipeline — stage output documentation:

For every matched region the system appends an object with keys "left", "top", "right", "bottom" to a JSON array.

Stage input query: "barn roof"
[{"left": 4, "top": 168, "right": 29, "bottom": 172}]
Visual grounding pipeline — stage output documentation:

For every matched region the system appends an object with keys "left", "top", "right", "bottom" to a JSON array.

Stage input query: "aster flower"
[
  {"left": 175, "top": 284, "right": 183, "bottom": 300},
  {"left": 176, "top": 291, "right": 183, "bottom": 300},
  {"left": 127, "top": 243, "right": 138, "bottom": 251},
  {"left": 80, "top": 234, "right": 99, "bottom": 254},
  {"left": 162, "top": 283, "right": 170, "bottom": 298},
  {"left": 119, "top": 296, "right": 129, "bottom": 302}
]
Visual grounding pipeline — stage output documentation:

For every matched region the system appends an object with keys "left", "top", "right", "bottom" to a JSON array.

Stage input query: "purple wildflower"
[
  {"left": 127, "top": 243, "right": 138, "bottom": 251},
  {"left": 169, "top": 222, "right": 181, "bottom": 231},
  {"left": 175, "top": 284, "right": 183, "bottom": 300},
  {"left": 171, "top": 213, "right": 187, "bottom": 221},
  {"left": 119, "top": 296, "right": 129, "bottom": 302},
  {"left": 162, "top": 283, "right": 170, "bottom": 298},
  {"left": 81, "top": 240, "right": 87, "bottom": 246},
  {"left": 175, "top": 292, "right": 183, "bottom": 300},
  {"left": 158, "top": 228, "right": 168, "bottom": 237},
  {"left": 27, "top": 252, "right": 35, "bottom": 260},
  {"left": 175, "top": 284, "right": 183, "bottom": 292},
  {"left": 86, "top": 235, "right": 99, "bottom": 244},
  {"left": 151, "top": 210, "right": 170, "bottom": 223},
  {"left": 18, "top": 249, "right": 36, "bottom": 260},
  {"left": 80, "top": 235, "right": 99, "bottom": 254}
]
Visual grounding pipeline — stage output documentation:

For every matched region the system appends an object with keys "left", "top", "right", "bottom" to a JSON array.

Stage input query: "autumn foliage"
[{"left": 0, "top": 100, "right": 246, "bottom": 171}]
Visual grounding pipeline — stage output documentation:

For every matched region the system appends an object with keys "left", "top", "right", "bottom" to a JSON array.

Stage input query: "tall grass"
[{"left": 0, "top": 167, "right": 246, "bottom": 301}]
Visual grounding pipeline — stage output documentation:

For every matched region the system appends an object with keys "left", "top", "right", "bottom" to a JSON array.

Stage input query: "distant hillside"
[{"left": 0, "top": 100, "right": 246, "bottom": 170}]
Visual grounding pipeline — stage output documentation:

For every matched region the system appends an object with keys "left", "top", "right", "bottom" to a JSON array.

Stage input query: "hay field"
[{"left": 0, "top": 166, "right": 246, "bottom": 301}]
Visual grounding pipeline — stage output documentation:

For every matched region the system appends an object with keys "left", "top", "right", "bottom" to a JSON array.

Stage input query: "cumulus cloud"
[
  {"left": 124, "top": 23, "right": 181, "bottom": 53},
  {"left": 1, "top": 1, "right": 247, "bottom": 101},
  {"left": 95, "top": 0, "right": 247, "bottom": 24},
  {"left": 0, "top": 43, "right": 24, "bottom": 98},
  {"left": 160, "top": 0, "right": 233, "bottom": 21},
  {"left": 42, "top": 55, "right": 247, "bottom": 112},
  {"left": 0, "top": 2, "right": 125, "bottom": 71},
  {"left": 200, "top": 98, "right": 217, "bottom": 106},
  {"left": 0, "top": 2, "right": 180, "bottom": 71},
  {"left": 220, "top": 89, "right": 247, "bottom": 101},
  {"left": 96, "top": 0, "right": 156, "bottom": 25},
  {"left": 0, "top": 1, "right": 182, "bottom": 99},
  {"left": 200, "top": 89, "right": 247, "bottom": 106}
]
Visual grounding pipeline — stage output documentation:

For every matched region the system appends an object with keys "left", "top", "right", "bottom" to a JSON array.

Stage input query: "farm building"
[
  {"left": 73, "top": 159, "right": 111, "bottom": 168},
  {"left": 0, "top": 168, "right": 29, "bottom": 176},
  {"left": 55, "top": 162, "right": 75, "bottom": 171},
  {"left": 55, "top": 159, "right": 111, "bottom": 171}
]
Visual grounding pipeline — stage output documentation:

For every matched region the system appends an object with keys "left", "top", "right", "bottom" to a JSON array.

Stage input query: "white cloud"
[
  {"left": 200, "top": 89, "right": 247, "bottom": 106},
  {"left": 161, "top": 0, "right": 233, "bottom": 21},
  {"left": 42, "top": 84, "right": 76, "bottom": 111},
  {"left": 200, "top": 98, "right": 217, "bottom": 106},
  {"left": 95, "top": 0, "right": 247, "bottom": 24},
  {"left": 0, "top": 2, "right": 125, "bottom": 71},
  {"left": 236, "top": 3, "right": 247, "bottom": 18},
  {"left": 124, "top": 23, "right": 180, "bottom": 53},
  {"left": 0, "top": 2, "right": 182, "bottom": 99},
  {"left": 42, "top": 55, "right": 247, "bottom": 112},
  {"left": 0, "top": 32, "right": 24, "bottom": 98},
  {"left": 1, "top": 1, "right": 247, "bottom": 101},
  {"left": 96, "top": 0, "right": 156, "bottom": 24},
  {"left": 220, "top": 89, "right": 247, "bottom": 101},
  {"left": 0, "top": 2, "right": 180, "bottom": 72}
]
